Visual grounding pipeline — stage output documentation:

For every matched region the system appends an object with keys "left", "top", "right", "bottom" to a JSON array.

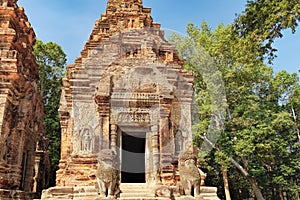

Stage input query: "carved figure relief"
[
  {"left": 72, "top": 102, "right": 98, "bottom": 155},
  {"left": 115, "top": 108, "right": 151, "bottom": 124},
  {"left": 72, "top": 131, "right": 81, "bottom": 155},
  {"left": 175, "top": 130, "right": 184, "bottom": 155},
  {"left": 80, "top": 128, "right": 94, "bottom": 154}
]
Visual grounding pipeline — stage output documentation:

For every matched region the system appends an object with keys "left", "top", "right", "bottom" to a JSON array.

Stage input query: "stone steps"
[
  {"left": 119, "top": 198, "right": 169, "bottom": 200},
  {"left": 41, "top": 185, "right": 220, "bottom": 200},
  {"left": 119, "top": 183, "right": 156, "bottom": 200}
]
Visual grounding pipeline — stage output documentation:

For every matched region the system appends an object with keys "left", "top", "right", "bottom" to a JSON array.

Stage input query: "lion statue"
[
  {"left": 95, "top": 149, "right": 120, "bottom": 199},
  {"left": 178, "top": 151, "right": 201, "bottom": 197}
]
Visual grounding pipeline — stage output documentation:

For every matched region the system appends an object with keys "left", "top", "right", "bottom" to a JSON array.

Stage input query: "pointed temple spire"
[
  {"left": 77, "top": 0, "right": 161, "bottom": 62},
  {"left": 0, "top": 0, "right": 17, "bottom": 7},
  {"left": 99, "top": 0, "right": 158, "bottom": 34},
  {"left": 106, "top": 0, "right": 143, "bottom": 8}
]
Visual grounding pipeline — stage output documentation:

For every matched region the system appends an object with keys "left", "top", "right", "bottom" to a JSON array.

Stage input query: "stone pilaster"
[{"left": 110, "top": 123, "right": 117, "bottom": 152}]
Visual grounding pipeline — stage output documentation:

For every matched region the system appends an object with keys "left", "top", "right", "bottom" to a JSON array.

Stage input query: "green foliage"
[
  {"left": 234, "top": 0, "right": 300, "bottom": 62},
  {"left": 169, "top": 21, "right": 300, "bottom": 199},
  {"left": 33, "top": 40, "right": 67, "bottom": 186}
]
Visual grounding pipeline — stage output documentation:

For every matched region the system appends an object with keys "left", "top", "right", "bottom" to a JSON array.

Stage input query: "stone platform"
[
  {"left": 0, "top": 189, "right": 32, "bottom": 200},
  {"left": 41, "top": 184, "right": 219, "bottom": 200}
]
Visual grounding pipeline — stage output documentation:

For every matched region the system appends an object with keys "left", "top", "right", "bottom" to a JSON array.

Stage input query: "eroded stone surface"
[
  {"left": 0, "top": 0, "right": 49, "bottom": 198},
  {"left": 44, "top": 0, "right": 219, "bottom": 200},
  {"left": 56, "top": 0, "right": 193, "bottom": 188}
]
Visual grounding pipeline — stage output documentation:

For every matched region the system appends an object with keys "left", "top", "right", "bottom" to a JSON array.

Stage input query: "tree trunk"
[
  {"left": 278, "top": 185, "right": 284, "bottom": 200},
  {"left": 221, "top": 165, "right": 231, "bottom": 200},
  {"left": 291, "top": 106, "right": 300, "bottom": 143},
  {"left": 201, "top": 135, "right": 266, "bottom": 200},
  {"left": 230, "top": 158, "right": 265, "bottom": 200}
]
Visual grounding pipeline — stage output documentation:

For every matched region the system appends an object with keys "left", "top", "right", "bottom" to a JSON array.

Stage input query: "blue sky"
[{"left": 18, "top": 0, "right": 299, "bottom": 74}]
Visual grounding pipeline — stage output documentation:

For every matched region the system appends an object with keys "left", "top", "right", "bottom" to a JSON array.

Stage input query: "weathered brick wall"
[
  {"left": 0, "top": 0, "right": 48, "bottom": 198},
  {"left": 57, "top": 0, "right": 194, "bottom": 187}
]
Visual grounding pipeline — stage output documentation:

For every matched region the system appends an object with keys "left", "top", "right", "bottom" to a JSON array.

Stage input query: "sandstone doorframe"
[{"left": 112, "top": 123, "right": 158, "bottom": 184}]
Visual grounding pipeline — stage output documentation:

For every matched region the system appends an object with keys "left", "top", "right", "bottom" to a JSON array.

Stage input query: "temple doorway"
[{"left": 121, "top": 133, "right": 146, "bottom": 183}]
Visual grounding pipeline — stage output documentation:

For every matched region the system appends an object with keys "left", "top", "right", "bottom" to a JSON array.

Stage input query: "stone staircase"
[
  {"left": 119, "top": 183, "right": 157, "bottom": 200},
  {"left": 41, "top": 184, "right": 220, "bottom": 200}
]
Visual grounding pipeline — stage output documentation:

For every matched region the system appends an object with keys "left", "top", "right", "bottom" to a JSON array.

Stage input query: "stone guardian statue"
[
  {"left": 95, "top": 149, "right": 120, "bottom": 199},
  {"left": 178, "top": 151, "right": 201, "bottom": 197}
]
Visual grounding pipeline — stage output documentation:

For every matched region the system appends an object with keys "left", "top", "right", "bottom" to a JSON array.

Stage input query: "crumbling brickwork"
[
  {"left": 57, "top": 0, "right": 194, "bottom": 187},
  {"left": 42, "top": 1, "right": 220, "bottom": 199},
  {"left": 0, "top": 0, "right": 49, "bottom": 199}
]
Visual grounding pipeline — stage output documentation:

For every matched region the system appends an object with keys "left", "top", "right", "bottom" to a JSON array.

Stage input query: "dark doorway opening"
[{"left": 122, "top": 133, "right": 145, "bottom": 183}]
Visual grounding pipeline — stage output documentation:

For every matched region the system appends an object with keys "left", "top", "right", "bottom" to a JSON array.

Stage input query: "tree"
[
  {"left": 234, "top": 0, "right": 300, "bottom": 62},
  {"left": 33, "top": 40, "right": 67, "bottom": 186},
  {"left": 169, "top": 21, "right": 300, "bottom": 200}
]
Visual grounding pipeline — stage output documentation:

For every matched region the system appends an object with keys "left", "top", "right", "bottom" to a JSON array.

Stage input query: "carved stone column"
[
  {"left": 159, "top": 104, "right": 171, "bottom": 154},
  {"left": 111, "top": 123, "right": 117, "bottom": 152},
  {"left": 102, "top": 116, "right": 110, "bottom": 149},
  {"left": 150, "top": 125, "right": 160, "bottom": 184},
  {"left": 159, "top": 103, "right": 175, "bottom": 184},
  {"left": 95, "top": 94, "right": 111, "bottom": 150}
]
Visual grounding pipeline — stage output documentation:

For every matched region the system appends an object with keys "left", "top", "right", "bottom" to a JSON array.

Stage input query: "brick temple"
[
  {"left": 0, "top": 0, "right": 49, "bottom": 199},
  {"left": 0, "top": 0, "right": 220, "bottom": 199},
  {"left": 56, "top": 0, "right": 194, "bottom": 187}
]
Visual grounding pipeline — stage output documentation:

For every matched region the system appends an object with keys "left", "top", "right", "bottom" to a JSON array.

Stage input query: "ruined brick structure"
[
  {"left": 42, "top": 0, "right": 220, "bottom": 199},
  {"left": 0, "top": 0, "right": 49, "bottom": 199},
  {"left": 56, "top": 0, "right": 194, "bottom": 187}
]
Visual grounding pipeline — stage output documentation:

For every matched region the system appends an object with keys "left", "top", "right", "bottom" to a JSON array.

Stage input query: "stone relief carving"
[
  {"left": 0, "top": 135, "right": 7, "bottom": 161},
  {"left": 175, "top": 130, "right": 184, "bottom": 154},
  {"left": 178, "top": 103, "right": 193, "bottom": 151},
  {"left": 72, "top": 102, "right": 98, "bottom": 155},
  {"left": 111, "top": 92, "right": 159, "bottom": 100},
  {"left": 115, "top": 108, "right": 151, "bottom": 123},
  {"left": 113, "top": 65, "right": 173, "bottom": 94},
  {"left": 111, "top": 106, "right": 160, "bottom": 126},
  {"left": 80, "top": 127, "right": 94, "bottom": 154},
  {"left": 72, "top": 131, "right": 81, "bottom": 155}
]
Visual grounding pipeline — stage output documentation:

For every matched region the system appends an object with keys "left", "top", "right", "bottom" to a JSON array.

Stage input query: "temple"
[
  {"left": 56, "top": 0, "right": 194, "bottom": 187},
  {"left": 0, "top": 0, "right": 49, "bottom": 199},
  {"left": 0, "top": 0, "right": 220, "bottom": 199}
]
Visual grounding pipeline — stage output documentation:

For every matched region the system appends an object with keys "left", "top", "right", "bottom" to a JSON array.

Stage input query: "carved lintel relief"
[
  {"left": 110, "top": 106, "right": 161, "bottom": 125},
  {"left": 114, "top": 108, "right": 150, "bottom": 123},
  {"left": 111, "top": 92, "right": 159, "bottom": 100}
]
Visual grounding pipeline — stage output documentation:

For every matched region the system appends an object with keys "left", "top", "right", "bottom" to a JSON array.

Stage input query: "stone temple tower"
[
  {"left": 57, "top": 0, "right": 193, "bottom": 189},
  {"left": 0, "top": 0, "right": 49, "bottom": 199},
  {"left": 56, "top": 0, "right": 195, "bottom": 188},
  {"left": 42, "top": 0, "right": 220, "bottom": 199}
]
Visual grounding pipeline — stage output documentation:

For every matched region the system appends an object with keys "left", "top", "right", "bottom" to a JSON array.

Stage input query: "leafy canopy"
[
  {"left": 234, "top": 0, "right": 300, "bottom": 62},
  {"left": 33, "top": 40, "right": 67, "bottom": 186}
]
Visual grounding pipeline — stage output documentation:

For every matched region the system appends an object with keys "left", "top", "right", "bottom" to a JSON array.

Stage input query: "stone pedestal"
[{"left": 0, "top": 189, "right": 32, "bottom": 200}]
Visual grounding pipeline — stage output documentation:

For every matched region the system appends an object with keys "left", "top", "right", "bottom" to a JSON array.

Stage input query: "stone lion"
[
  {"left": 95, "top": 149, "right": 120, "bottom": 199},
  {"left": 178, "top": 151, "right": 201, "bottom": 197}
]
